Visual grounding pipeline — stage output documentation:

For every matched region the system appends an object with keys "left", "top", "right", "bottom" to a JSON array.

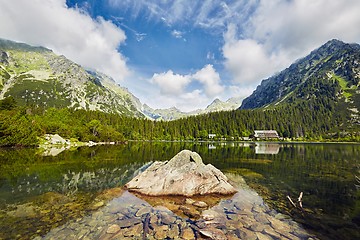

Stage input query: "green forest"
[{"left": 1, "top": 94, "right": 359, "bottom": 147}]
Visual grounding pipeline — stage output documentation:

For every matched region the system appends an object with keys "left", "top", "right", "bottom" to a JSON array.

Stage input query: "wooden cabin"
[{"left": 254, "top": 130, "right": 279, "bottom": 140}]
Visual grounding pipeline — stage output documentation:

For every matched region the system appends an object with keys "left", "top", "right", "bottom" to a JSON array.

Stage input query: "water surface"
[{"left": 0, "top": 142, "right": 359, "bottom": 239}]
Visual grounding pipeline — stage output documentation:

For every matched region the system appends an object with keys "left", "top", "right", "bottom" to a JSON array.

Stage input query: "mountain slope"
[
  {"left": 239, "top": 39, "right": 360, "bottom": 131},
  {"left": 0, "top": 39, "right": 144, "bottom": 117},
  {"left": 240, "top": 39, "right": 360, "bottom": 110}
]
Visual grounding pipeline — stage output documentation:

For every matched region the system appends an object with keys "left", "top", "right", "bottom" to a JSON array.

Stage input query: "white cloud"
[
  {"left": 171, "top": 30, "right": 184, "bottom": 39},
  {"left": 206, "top": 52, "right": 215, "bottom": 60},
  {"left": 151, "top": 65, "right": 224, "bottom": 97},
  {"left": 223, "top": 25, "right": 280, "bottom": 85},
  {"left": 228, "top": 85, "right": 254, "bottom": 99},
  {"left": 192, "top": 64, "right": 224, "bottom": 97},
  {"left": 150, "top": 70, "right": 191, "bottom": 95},
  {"left": 251, "top": 0, "right": 360, "bottom": 52},
  {"left": 0, "top": 0, "right": 129, "bottom": 82},
  {"left": 149, "top": 65, "right": 227, "bottom": 111},
  {"left": 223, "top": 0, "right": 360, "bottom": 87},
  {"left": 108, "top": 0, "right": 258, "bottom": 30},
  {"left": 144, "top": 89, "right": 211, "bottom": 112},
  {"left": 114, "top": 19, "right": 147, "bottom": 42}
]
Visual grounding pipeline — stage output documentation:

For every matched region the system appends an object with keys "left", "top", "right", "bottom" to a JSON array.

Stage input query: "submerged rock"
[
  {"left": 125, "top": 150, "right": 237, "bottom": 196},
  {"left": 106, "top": 224, "right": 120, "bottom": 234}
]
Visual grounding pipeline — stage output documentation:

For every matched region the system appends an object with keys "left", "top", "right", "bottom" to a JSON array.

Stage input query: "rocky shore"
[
  {"left": 39, "top": 134, "right": 125, "bottom": 156},
  {"left": 37, "top": 176, "right": 316, "bottom": 240}
]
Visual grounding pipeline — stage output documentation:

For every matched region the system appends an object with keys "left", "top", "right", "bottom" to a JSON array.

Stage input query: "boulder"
[{"left": 125, "top": 150, "right": 237, "bottom": 196}]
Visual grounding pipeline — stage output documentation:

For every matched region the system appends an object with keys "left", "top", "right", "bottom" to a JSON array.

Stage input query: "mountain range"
[
  {"left": 0, "top": 38, "right": 241, "bottom": 120},
  {"left": 1, "top": 38, "right": 360, "bottom": 125},
  {"left": 142, "top": 97, "right": 242, "bottom": 121}
]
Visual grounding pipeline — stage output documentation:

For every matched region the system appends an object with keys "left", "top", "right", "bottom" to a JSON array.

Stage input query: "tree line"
[{"left": 1, "top": 93, "right": 358, "bottom": 147}]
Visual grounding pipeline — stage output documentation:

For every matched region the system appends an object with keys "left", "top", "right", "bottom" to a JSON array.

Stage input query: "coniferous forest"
[{"left": 1, "top": 93, "right": 358, "bottom": 147}]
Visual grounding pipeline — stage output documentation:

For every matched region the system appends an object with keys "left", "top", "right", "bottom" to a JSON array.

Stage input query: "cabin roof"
[{"left": 254, "top": 130, "right": 279, "bottom": 138}]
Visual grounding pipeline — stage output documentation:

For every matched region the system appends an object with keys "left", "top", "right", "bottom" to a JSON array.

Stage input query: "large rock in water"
[{"left": 125, "top": 150, "right": 237, "bottom": 196}]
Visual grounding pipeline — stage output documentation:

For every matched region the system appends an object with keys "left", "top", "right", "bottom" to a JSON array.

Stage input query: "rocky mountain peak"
[
  {"left": 240, "top": 39, "right": 360, "bottom": 110},
  {"left": 0, "top": 38, "right": 144, "bottom": 117},
  {"left": 212, "top": 98, "right": 222, "bottom": 104}
]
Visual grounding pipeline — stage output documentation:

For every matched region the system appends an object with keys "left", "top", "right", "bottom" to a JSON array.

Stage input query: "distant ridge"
[{"left": 142, "top": 97, "right": 242, "bottom": 121}]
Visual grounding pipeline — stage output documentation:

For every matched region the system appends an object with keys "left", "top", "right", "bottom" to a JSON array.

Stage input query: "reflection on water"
[
  {"left": 255, "top": 143, "right": 280, "bottom": 154},
  {"left": 208, "top": 144, "right": 216, "bottom": 149},
  {"left": 207, "top": 141, "right": 280, "bottom": 155},
  {"left": 0, "top": 142, "right": 359, "bottom": 239},
  {"left": 41, "top": 146, "right": 69, "bottom": 156}
]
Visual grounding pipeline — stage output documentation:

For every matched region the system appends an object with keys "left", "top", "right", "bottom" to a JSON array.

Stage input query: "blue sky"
[{"left": 1, "top": 0, "right": 360, "bottom": 111}]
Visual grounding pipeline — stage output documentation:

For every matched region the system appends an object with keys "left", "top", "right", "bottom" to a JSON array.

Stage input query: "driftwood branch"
[
  {"left": 287, "top": 195, "right": 297, "bottom": 208},
  {"left": 298, "top": 192, "right": 303, "bottom": 209},
  {"left": 356, "top": 175, "right": 360, "bottom": 189},
  {"left": 287, "top": 192, "right": 304, "bottom": 210}
]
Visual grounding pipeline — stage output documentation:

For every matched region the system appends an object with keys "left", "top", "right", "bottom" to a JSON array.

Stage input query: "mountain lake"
[{"left": 0, "top": 141, "right": 359, "bottom": 239}]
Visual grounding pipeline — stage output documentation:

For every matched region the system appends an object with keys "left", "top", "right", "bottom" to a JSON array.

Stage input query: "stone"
[
  {"left": 193, "top": 201, "right": 208, "bottom": 208},
  {"left": 181, "top": 228, "right": 195, "bottom": 240},
  {"left": 103, "top": 214, "right": 118, "bottom": 223},
  {"left": 91, "top": 201, "right": 105, "bottom": 209},
  {"left": 201, "top": 209, "right": 219, "bottom": 221},
  {"left": 250, "top": 222, "right": 265, "bottom": 232},
  {"left": 7, "top": 203, "right": 37, "bottom": 218},
  {"left": 77, "top": 229, "right": 90, "bottom": 239},
  {"left": 263, "top": 226, "right": 282, "bottom": 239},
  {"left": 195, "top": 220, "right": 207, "bottom": 229},
  {"left": 254, "top": 213, "right": 270, "bottom": 224},
  {"left": 116, "top": 213, "right": 125, "bottom": 220},
  {"left": 274, "top": 213, "right": 289, "bottom": 220},
  {"left": 167, "top": 224, "right": 180, "bottom": 239},
  {"left": 88, "top": 219, "right": 99, "bottom": 228},
  {"left": 226, "top": 213, "right": 238, "bottom": 221},
  {"left": 135, "top": 207, "right": 152, "bottom": 217},
  {"left": 150, "top": 213, "right": 160, "bottom": 224},
  {"left": 226, "top": 233, "right": 241, "bottom": 240},
  {"left": 293, "top": 228, "right": 312, "bottom": 238},
  {"left": 159, "top": 212, "right": 176, "bottom": 225},
  {"left": 236, "top": 228, "right": 257, "bottom": 240},
  {"left": 123, "top": 224, "right": 142, "bottom": 238},
  {"left": 256, "top": 232, "right": 273, "bottom": 240},
  {"left": 153, "top": 225, "right": 168, "bottom": 239},
  {"left": 185, "top": 198, "right": 195, "bottom": 205},
  {"left": 125, "top": 150, "right": 237, "bottom": 196},
  {"left": 179, "top": 205, "right": 200, "bottom": 219},
  {"left": 199, "top": 227, "right": 227, "bottom": 240},
  {"left": 267, "top": 216, "right": 291, "bottom": 234},
  {"left": 153, "top": 206, "right": 170, "bottom": 212},
  {"left": 106, "top": 224, "right": 120, "bottom": 234},
  {"left": 143, "top": 213, "right": 151, "bottom": 236},
  {"left": 117, "top": 218, "right": 142, "bottom": 228}
]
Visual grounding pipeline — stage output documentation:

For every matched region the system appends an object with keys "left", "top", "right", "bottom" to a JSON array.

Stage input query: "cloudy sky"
[{"left": 1, "top": 0, "right": 360, "bottom": 111}]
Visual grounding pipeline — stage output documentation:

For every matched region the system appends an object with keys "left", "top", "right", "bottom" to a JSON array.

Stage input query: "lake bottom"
[{"left": 36, "top": 177, "right": 315, "bottom": 240}]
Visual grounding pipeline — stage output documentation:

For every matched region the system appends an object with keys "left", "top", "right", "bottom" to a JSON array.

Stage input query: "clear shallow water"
[{"left": 0, "top": 141, "right": 359, "bottom": 239}]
